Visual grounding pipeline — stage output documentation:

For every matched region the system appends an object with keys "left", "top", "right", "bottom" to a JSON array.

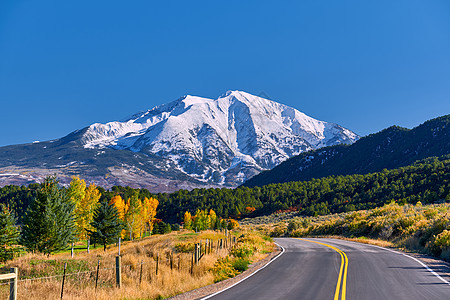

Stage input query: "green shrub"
[
  {"left": 231, "top": 257, "right": 250, "bottom": 272},
  {"left": 174, "top": 242, "right": 194, "bottom": 253},
  {"left": 212, "top": 257, "right": 238, "bottom": 282},
  {"left": 230, "top": 244, "right": 254, "bottom": 259}
]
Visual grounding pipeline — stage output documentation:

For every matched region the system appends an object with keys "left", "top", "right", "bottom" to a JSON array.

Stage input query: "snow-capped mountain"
[{"left": 78, "top": 91, "right": 358, "bottom": 186}]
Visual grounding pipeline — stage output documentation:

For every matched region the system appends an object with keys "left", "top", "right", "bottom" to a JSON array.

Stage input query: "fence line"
[
  {"left": 1, "top": 234, "right": 238, "bottom": 299},
  {"left": 9, "top": 245, "right": 235, "bottom": 283},
  {"left": 4, "top": 253, "right": 204, "bottom": 284}
]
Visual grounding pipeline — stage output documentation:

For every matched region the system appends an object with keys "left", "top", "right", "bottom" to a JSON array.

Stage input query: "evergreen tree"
[
  {"left": 21, "top": 176, "right": 76, "bottom": 255},
  {"left": 152, "top": 221, "right": 171, "bottom": 235},
  {"left": 87, "top": 201, "right": 123, "bottom": 251},
  {"left": 0, "top": 204, "right": 21, "bottom": 262}
]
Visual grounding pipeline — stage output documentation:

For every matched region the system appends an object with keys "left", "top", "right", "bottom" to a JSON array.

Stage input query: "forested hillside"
[
  {"left": 1, "top": 156, "right": 449, "bottom": 224},
  {"left": 155, "top": 156, "right": 450, "bottom": 222},
  {"left": 244, "top": 114, "right": 450, "bottom": 187}
]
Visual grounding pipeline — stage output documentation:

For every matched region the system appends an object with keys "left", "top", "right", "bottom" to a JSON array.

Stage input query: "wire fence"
[{"left": 0, "top": 235, "right": 238, "bottom": 299}]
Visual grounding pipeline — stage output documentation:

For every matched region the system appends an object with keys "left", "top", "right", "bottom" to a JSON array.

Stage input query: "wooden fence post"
[
  {"left": 190, "top": 253, "right": 194, "bottom": 275},
  {"left": 139, "top": 261, "right": 143, "bottom": 285},
  {"left": 87, "top": 239, "right": 90, "bottom": 254},
  {"left": 9, "top": 267, "right": 17, "bottom": 300},
  {"left": 115, "top": 256, "right": 122, "bottom": 288},
  {"left": 95, "top": 260, "right": 100, "bottom": 291},
  {"left": 118, "top": 238, "right": 121, "bottom": 256},
  {"left": 156, "top": 254, "right": 159, "bottom": 276},
  {"left": 195, "top": 244, "right": 202, "bottom": 264},
  {"left": 61, "top": 263, "right": 67, "bottom": 299},
  {"left": 194, "top": 244, "right": 199, "bottom": 264}
]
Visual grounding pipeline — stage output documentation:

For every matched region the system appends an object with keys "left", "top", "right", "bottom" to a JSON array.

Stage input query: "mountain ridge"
[
  {"left": 243, "top": 114, "right": 450, "bottom": 187},
  {"left": 0, "top": 91, "right": 358, "bottom": 192}
]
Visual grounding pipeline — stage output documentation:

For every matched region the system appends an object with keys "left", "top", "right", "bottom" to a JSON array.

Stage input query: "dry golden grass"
[{"left": 0, "top": 230, "right": 272, "bottom": 300}]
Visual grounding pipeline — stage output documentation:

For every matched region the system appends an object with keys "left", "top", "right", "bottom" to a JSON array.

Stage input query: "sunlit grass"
[{"left": 1, "top": 230, "right": 274, "bottom": 299}]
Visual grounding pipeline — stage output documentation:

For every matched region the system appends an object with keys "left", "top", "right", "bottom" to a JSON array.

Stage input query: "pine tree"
[
  {"left": 21, "top": 176, "right": 76, "bottom": 255},
  {"left": 0, "top": 204, "right": 21, "bottom": 262},
  {"left": 87, "top": 201, "right": 123, "bottom": 251}
]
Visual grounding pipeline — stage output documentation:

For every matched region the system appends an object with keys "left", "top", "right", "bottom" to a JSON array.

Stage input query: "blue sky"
[{"left": 1, "top": 0, "right": 449, "bottom": 146}]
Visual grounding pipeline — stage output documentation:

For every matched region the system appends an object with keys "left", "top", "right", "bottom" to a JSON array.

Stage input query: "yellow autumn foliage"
[{"left": 67, "top": 176, "right": 101, "bottom": 239}]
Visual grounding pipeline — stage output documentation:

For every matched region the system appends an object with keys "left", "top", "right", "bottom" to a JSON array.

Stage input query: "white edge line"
[
  {"left": 339, "top": 239, "right": 450, "bottom": 286},
  {"left": 200, "top": 243, "right": 286, "bottom": 300}
]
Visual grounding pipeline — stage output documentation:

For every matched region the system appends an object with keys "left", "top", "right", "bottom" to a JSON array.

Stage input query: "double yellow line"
[{"left": 296, "top": 238, "right": 348, "bottom": 300}]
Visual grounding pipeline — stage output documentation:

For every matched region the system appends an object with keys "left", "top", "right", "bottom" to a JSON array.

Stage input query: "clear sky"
[{"left": 1, "top": 0, "right": 449, "bottom": 147}]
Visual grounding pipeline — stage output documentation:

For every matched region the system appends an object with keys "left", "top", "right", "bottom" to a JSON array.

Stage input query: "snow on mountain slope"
[{"left": 81, "top": 91, "right": 359, "bottom": 185}]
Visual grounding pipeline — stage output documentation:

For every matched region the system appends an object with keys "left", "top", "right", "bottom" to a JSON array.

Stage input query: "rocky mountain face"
[
  {"left": 0, "top": 91, "right": 358, "bottom": 192},
  {"left": 243, "top": 114, "right": 450, "bottom": 188}
]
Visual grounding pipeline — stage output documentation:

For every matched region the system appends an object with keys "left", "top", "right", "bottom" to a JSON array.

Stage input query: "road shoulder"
[{"left": 168, "top": 245, "right": 282, "bottom": 300}]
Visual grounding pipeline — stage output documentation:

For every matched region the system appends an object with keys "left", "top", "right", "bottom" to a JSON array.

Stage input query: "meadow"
[{"left": 0, "top": 230, "right": 274, "bottom": 300}]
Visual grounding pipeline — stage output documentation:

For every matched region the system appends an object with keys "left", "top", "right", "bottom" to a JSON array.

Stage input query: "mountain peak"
[
  {"left": 219, "top": 90, "right": 254, "bottom": 99},
  {"left": 79, "top": 91, "right": 359, "bottom": 186}
]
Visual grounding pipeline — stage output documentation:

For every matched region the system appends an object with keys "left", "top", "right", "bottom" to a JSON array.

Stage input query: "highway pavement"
[{"left": 202, "top": 238, "right": 450, "bottom": 300}]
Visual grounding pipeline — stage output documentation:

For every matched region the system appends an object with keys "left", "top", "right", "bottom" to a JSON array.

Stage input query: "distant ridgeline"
[
  {"left": 243, "top": 114, "right": 450, "bottom": 187},
  {"left": 1, "top": 155, "right": 449, "bottom": 223}
]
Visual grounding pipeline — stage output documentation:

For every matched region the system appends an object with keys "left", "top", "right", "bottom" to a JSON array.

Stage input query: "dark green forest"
[
  {"left": 245, "top": 114, "right": 450, "bottom": 187},
  {"left": 1, "top": 155, "right": 449, "bottom": 224}
]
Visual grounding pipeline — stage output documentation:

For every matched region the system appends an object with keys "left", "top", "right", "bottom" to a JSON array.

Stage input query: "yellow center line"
[
  {"left": 296, "top": 238, "right": 348, "bottom": 300},
  {"left": 341, "top": 250, "right": 348, "bottom": 299},
  {"left": 334, "top": 249, "right": 344, "bottom": 300}
]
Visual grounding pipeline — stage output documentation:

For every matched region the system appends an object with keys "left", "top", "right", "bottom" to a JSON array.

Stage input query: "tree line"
[
  {"left": 0, "top": 176, "right": 162, "bottom": 261},
  {"left": 0, "top": 155, "right": 449, "bottom": 261},
  {"left": 0, "top": 176, "right": 240, "bottom": 262},
  {"left": 156, "top": 156, "right": 449, "bottom": 221}
]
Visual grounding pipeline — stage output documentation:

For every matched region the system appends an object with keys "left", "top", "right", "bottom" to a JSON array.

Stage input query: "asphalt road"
[{"left": 203, "top": 238, "right": 450, "bottom": 300}]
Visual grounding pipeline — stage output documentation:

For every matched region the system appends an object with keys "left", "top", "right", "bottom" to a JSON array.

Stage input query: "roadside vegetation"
[
  {"left": 0, "top": 229, "right": 274, "bottom": 299},
  {"left": 253, "top": 202, "right": 450, "bottom": 261}
]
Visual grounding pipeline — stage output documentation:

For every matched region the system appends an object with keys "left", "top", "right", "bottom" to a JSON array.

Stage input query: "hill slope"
[{"left": 244, "top": 115, "right": 450, "bottom": 187}]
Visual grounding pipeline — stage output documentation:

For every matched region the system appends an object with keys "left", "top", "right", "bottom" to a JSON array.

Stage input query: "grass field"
[{"left": 0, "top": 229, "right": 274, "bottom": 300}]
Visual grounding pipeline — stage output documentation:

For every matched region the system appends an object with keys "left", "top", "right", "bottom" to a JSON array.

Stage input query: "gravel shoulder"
[{"left": 168, "top": 246, "right": 282, "bottom": 300}]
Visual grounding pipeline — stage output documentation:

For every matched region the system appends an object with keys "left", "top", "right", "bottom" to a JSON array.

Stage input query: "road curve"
[{"left": 202, "top": 238, "right": 449, "bottom": 300}]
